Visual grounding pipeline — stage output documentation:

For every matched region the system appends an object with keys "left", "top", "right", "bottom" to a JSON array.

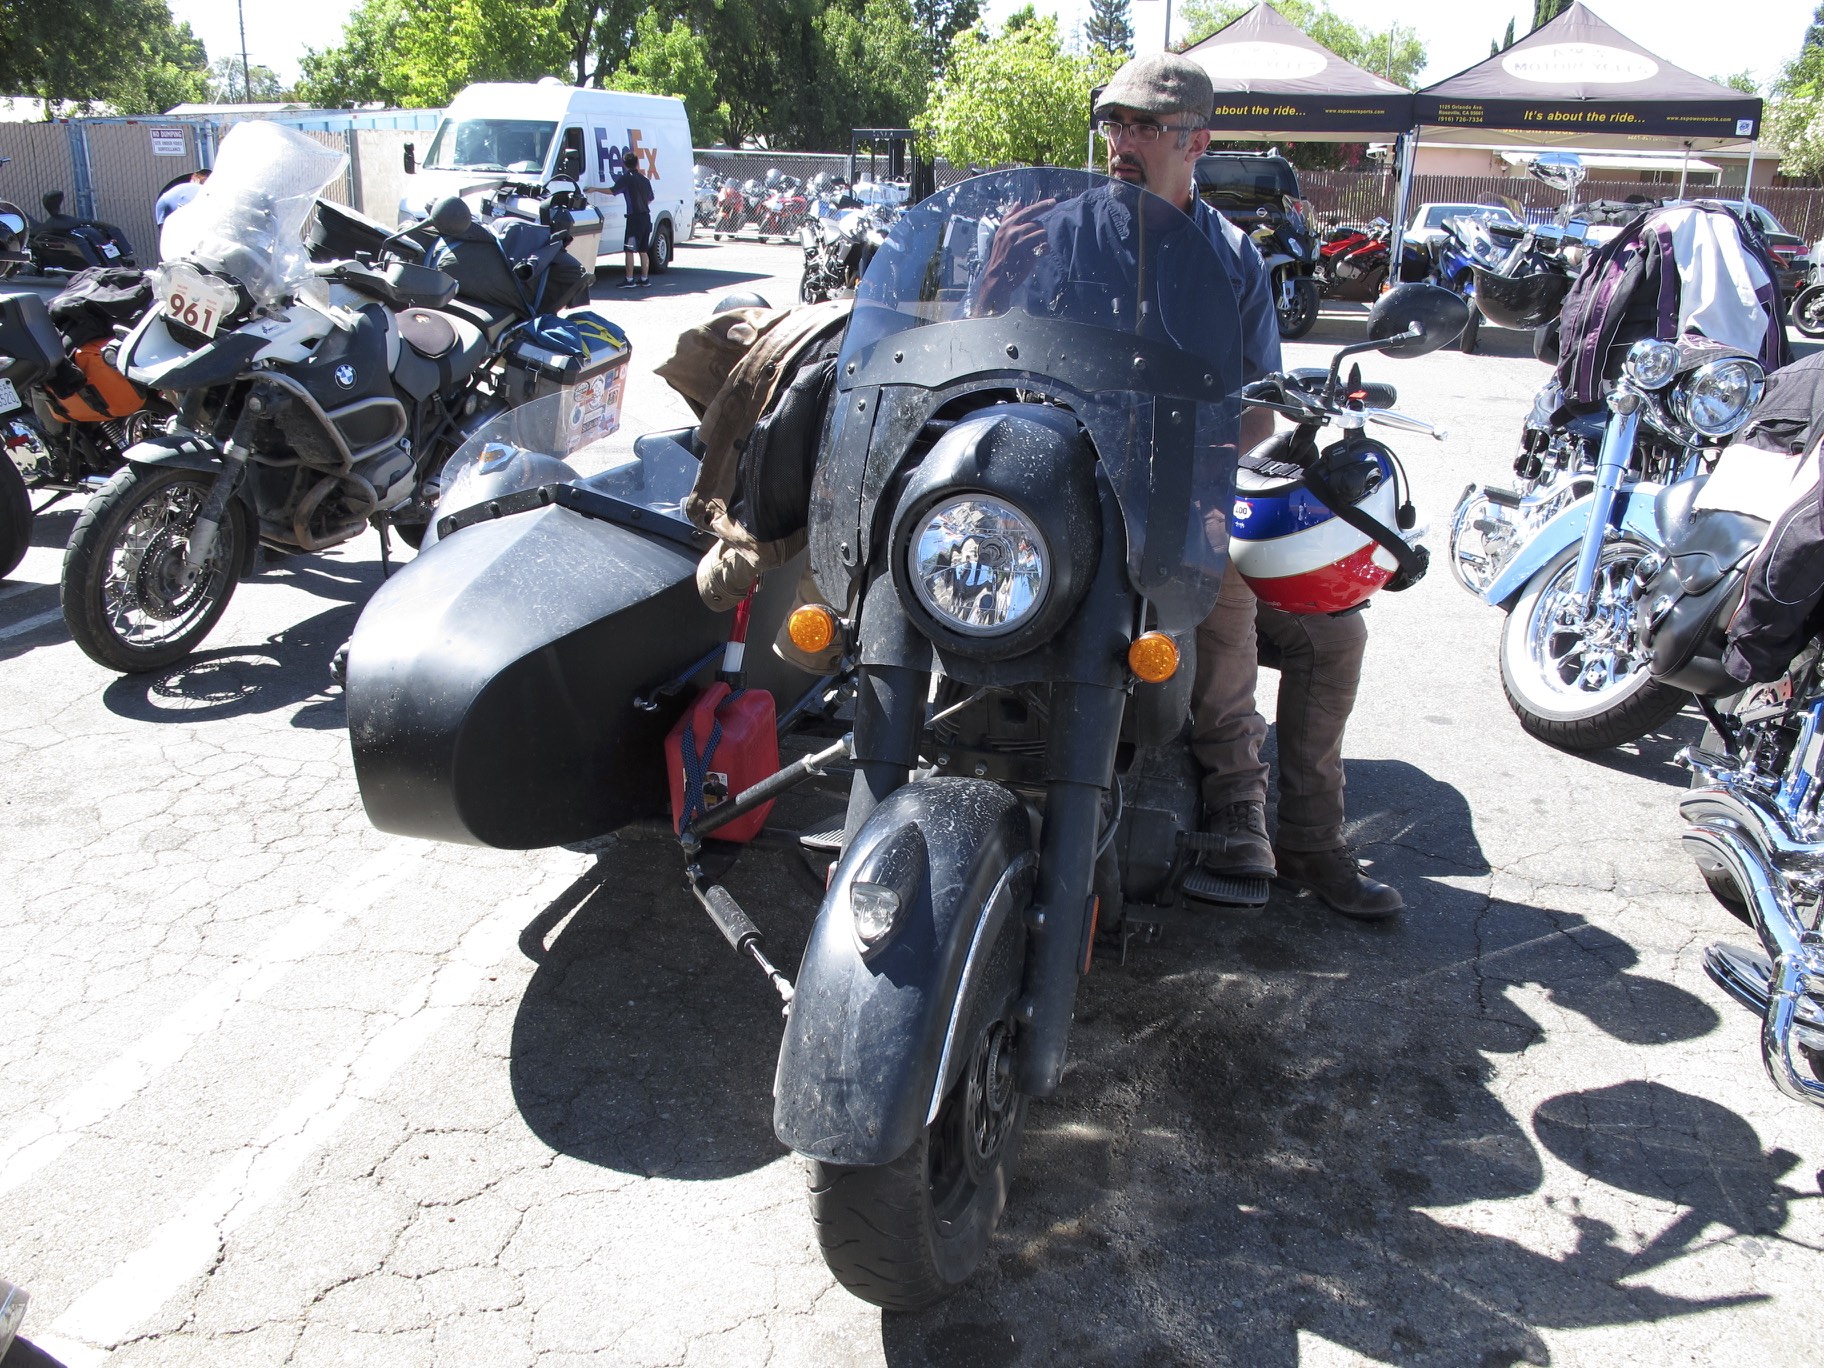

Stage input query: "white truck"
[{"left": 401, "top": 81, "right": 694, "bottom": 272}]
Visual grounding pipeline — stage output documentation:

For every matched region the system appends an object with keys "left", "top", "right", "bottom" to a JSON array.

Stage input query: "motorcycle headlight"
[
  {"left": 908, "top": 495, "right": 1049, "bottom": 636},
  {"left": 1622, "top": 338, "right": 1678, "bottom": 390},
  {"left": 1672, "top": 357, "right": 1766, "bottom": 438}
]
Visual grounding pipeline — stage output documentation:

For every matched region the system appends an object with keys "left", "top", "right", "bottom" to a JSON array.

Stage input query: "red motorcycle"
[
  {"left": 755, "top": 176, "right": 809, "bottom": 242},
  {"left": 712, "top": 179, "right": 754, "bottom": 239},
  {"left": 1316, "top": 218, "right": 1393, "bottom": 300}
]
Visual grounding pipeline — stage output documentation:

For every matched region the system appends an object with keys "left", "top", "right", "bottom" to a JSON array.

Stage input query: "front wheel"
[
  {"left": 1791, "top": 283, "right": 1824, "bottom": 339},
  {"left": 0, "top": 452, "right": 29, "bottom": 580},
  {"left": 61, "top": 464, "right": 245, "bottom": 673},
  {"left": 649, "top": 221, "right": 673, "bottom": 273},
  {"left": 1277, "top": 276, "right": 1319, "bottom": 339},
  {"left": 807, "top": 909, "right": 1027, "bottom": 1311},
  {"left": 1459, "top": 301, "right": 1481, "bottom": 353},
  {"left": 1499, "top": 538, "right": 1690, "bottom": 751}
]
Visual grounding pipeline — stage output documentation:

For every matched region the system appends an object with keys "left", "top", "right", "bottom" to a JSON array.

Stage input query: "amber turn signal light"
[
  {"left": 787, "top": 604, "right": 839, "bottom": 655},
  {"left": 1127, "top": 631, "right": 1179, "bottom": 683}
]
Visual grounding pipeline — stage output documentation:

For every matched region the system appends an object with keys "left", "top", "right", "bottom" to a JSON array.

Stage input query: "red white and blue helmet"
[{"left": 1228, "top": 447, "right": 1404, "bottom": 614}]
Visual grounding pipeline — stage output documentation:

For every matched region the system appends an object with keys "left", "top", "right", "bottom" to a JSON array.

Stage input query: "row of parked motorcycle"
[{"left": 0, "top": 119, "right": 611, "bottom": 673}]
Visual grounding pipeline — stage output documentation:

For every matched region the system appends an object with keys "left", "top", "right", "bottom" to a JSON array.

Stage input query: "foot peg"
[
  {"left": 1704, "top": 942, "right": 1824, "bottom": 1051},
  {"left": 1181, "top": 869, "right": 1270, "bottom": 909}
]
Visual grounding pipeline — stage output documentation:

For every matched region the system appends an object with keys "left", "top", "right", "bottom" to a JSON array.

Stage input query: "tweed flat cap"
[{"left": 1093, "top": 53, "right": 1214, "bottom": 124}]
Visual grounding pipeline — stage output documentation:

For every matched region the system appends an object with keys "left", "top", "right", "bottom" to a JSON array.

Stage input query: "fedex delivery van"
[{"left": 402, "top": 81, "right": 693, "bottom": 271}]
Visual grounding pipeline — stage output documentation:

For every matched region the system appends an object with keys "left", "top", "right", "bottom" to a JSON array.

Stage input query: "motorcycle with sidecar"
[{"left": 343, "top": 167, "right": 1466, "bottom": 1307}]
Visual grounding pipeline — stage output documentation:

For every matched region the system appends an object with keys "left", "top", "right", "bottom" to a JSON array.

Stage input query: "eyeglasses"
[{"left": 1096, "top": 119, "right": 1197, "bottom": 143}]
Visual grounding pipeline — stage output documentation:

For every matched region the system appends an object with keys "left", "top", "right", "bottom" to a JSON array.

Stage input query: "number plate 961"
[{"left": 158, "top": 264, "right": 237, "bottom": 338}]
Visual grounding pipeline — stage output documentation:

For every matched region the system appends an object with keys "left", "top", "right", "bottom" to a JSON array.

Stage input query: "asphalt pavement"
[{"left": 1, "top": 232, "right": 1819, "bottom": 1368}]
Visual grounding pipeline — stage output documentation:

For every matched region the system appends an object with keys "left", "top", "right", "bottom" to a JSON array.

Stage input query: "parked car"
[
  {"left": 1717, "top": 199, "right": 1806, "bottom": 298},
  {"left": 1404, "top": 201, "right": 1522, "bottom": 250}
]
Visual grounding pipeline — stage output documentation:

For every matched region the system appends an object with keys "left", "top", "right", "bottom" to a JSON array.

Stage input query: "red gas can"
[{"left": 665, "top": 682, "right": 779, "bottom": 842}]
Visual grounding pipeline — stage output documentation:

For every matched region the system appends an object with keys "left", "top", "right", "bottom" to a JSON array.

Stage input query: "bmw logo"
[{"left": 334, "top": 363, "right": 357, "bottom": 389}]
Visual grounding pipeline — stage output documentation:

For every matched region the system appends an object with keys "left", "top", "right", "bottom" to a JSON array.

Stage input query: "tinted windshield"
[
  {"left": 817, "top": 166, "right": 1242, "bottom": 632},
  {"left": 1195, "top": 156, "right": 1299, "bottom": 206},
  {"left": 425, "top": 119, "right": 557, "bottom": 174}
]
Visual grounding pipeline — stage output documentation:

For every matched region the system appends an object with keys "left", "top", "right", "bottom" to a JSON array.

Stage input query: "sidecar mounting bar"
[
  {"left": 686, "top": 867, "right": 794, "bottom": 1007},
  {"left": 681, "top": 733, "right": 855, "bottom": 846}
]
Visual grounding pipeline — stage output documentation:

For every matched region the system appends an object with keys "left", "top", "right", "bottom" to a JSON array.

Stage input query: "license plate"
[
  {"left": 159, "top": 264, "right": 237, "bottom": 337},
  {"left": 0, "top": 378, "right": 18, "bottom": 415}
]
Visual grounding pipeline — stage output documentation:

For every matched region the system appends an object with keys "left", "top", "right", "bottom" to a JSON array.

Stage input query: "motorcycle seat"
[{"left": 442, "top": 297, "right": 521, "bottom": 345}]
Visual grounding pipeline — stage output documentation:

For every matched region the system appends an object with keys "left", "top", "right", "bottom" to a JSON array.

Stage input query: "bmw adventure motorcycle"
[
  {"left": 342, "top": 167, "right": 1467, "bottom": 1307},
  {"left": 1449, "top": 338, "right": 1766, "bottom": 750},
  {"left": 59, "top": 120, "right": 607, "bottom": 673}
]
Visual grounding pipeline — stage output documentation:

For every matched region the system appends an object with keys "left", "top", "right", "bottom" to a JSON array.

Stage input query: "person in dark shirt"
[{"left": 610, "top": 149, "right": 654, "bottom": 288}]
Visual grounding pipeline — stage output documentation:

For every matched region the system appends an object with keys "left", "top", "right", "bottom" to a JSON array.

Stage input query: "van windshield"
[{"left": 424, "top": 119, "right": 557, "bottom": 174}]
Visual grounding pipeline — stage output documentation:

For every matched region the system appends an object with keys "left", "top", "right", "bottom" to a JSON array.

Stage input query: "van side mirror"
[
  {"left": 403, "top": 143, "right": 416, "bottom": 175},
  {"left": 555, "top": 148, "right": 583, "bottom": 182}
]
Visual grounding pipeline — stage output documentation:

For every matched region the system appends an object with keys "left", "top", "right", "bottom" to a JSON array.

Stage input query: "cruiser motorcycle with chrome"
[
  {"left": 1449, "top": 338, "right": 1767, "bottom": 750},
  {"left": 343, "top": 166, "right": 1466, "bottom": 1307}
]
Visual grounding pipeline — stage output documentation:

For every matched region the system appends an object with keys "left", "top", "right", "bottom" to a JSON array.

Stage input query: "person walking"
[{"left": 611, "top": 149, "right": 654, "bottom": 288}]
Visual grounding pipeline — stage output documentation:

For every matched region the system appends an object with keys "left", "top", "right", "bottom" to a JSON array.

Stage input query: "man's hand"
[{"left": 973, "top": 198, "right": 1056, "bottom": 316}]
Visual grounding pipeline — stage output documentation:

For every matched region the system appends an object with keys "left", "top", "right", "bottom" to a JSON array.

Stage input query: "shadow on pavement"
[
  {"left": 1575, "top": 708, "right": 1708, "bottom": 787},
  {"left": 505, "top": 750, "right": 1774, "bottom": 1363},
  {"left": 587, "top": 259, "right": 775, "bottom": 303},
  {"left": 99, "top": 555, "right": 378, "bottom": 725}
]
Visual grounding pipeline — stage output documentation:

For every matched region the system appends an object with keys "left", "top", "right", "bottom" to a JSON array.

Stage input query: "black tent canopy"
[
  {"left": 1413, "top": 1, "right": 1761, "bottom": 147},
  {"left": 1179, "top": 3, "right": 1414, "bottom": 139}
]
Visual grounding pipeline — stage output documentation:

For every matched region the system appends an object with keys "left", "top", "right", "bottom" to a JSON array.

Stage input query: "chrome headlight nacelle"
[
  {"left": 907, "top": 495, "right": 1050, "bottom": 637},
  {"left": 1622, "top": 338, "right": 1678, "bottom": 391}
]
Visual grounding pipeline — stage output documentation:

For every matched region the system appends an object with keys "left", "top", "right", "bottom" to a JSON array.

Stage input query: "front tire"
[
  {"left": 61, "top": 464, "right": 245, "bottom": 673},
  {"left": 649, "top": 221, "right": 673, "bottom": 273},
  {"left": 1459, "top": 301, "right": 1481, "bottom": 353},
  {"left": 1499, "top": 538, "right": 1690, "bottom": 751},
  {"left": 1277, "top": 276, "right": 1319, "bottom": 339},
  {"left": 0, "top": 452, "right": 29, "bottom": 580},
  {"left": 807, "top": 897, "right": 1028, "bottom": 1311},
  {"left": 1791, "top": 283, "right": 1824, "bottom": 339}
]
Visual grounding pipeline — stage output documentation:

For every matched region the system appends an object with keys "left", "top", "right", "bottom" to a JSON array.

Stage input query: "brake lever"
[{"left": 1365, "top": 408, "right": 1449, "bottom": 441}]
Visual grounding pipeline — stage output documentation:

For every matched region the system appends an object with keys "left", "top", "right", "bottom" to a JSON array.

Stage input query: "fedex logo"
[{"left": 593, "top": 127, "right": 657, "bottom": 183}]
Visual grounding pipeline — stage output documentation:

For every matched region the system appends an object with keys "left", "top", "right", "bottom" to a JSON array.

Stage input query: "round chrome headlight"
[
  {"left": 1672, "top": 357, "right": 1766, "bottom": 438},
  {"left": 908, "top": 495, "right": 1049, "bottom": 636},
  {"left": 1622, "top": 338, "right": 1678, "bottom": 390}
]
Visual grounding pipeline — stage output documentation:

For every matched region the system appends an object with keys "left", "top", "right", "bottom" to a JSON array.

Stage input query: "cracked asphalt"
[{"left": 2, "top": 235, "right": 1820, "bottom": 1367}]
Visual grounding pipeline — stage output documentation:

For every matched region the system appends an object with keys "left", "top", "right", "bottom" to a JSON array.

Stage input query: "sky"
[{"left": 173, "top": 0, "right": 1814, "bottom": 94}]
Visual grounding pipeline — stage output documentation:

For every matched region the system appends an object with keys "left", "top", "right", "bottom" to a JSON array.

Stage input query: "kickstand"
[{"left": 376, "top": 519, "right": 393, "bottom": 578}]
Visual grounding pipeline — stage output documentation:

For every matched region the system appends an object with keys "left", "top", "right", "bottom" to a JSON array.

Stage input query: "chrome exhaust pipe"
[
  {"left": 1681, "top": 821, "right": 1824, "bottom": 1106},
  {"left": 1679, "top": 784, "right": 1824, "bottom": 876}
]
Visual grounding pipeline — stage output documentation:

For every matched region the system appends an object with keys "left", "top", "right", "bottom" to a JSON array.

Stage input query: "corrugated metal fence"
[{"left": 0, "top": 113, "right": 438, "bottom": 264}]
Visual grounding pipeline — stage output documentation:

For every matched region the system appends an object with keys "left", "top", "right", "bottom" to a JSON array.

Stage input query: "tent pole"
[
  {"left": 1742, "top": 140, "right": 1758, "bottom": 205},
  {"left": 1677, "top": 141, "right": 1690, "bottom": 200},
  {"left": 1389, "top": 126, "right": 1419, "bottom": 290}
]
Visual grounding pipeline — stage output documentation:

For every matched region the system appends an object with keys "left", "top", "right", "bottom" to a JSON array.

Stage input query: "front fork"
[
  {"left": 183, "top": 388, "right": 266, "bottom": 572},
  {"left": 1569, "top": 389, "right": 1641, "bottom": 616}
]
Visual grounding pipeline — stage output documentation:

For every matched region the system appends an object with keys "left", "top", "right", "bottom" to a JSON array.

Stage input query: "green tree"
[
  {"left": 811, "top": 0, "right": 931, "bottom": 146},
  {"left": 1179, "top": 0, "right": 1425, "bottom": 89},
  {"left": 1490, "top": 17, "right": 1515, "bottom": 57},
  {"left": 913, "top": 0, "right": 982, "bottom": 69},
  {"left": 1532, "top": 0, "right": 1570, "bottom": 28},
  {"left": 1085, "top": 0, "right": 1133, "bottom": 58},
  {"left": 207, "top": 56, "right": 288, "bottom": 104},
  {"left": 298, "top": 0, "right": 568, "bottom": 109},
  {"left": 606, "top": 13, "right": 725, "bottom": 140},
  {"left": 1770, "top": 4, "right": 1824, "bottom": 179},
  {"left": 1712, "top": 71, "right": 1759, "bottom": 94},
  {"left": 920, "top": 12, "right": 1119, "bottom": 168},
  {"left": 0, "top": 0, "right": 209, "bottom": 114}
]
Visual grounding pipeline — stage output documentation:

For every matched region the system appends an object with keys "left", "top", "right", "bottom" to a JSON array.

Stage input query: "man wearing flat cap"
[{"left": 1091, "top": 52, "right": 1403, "bottom": 920}]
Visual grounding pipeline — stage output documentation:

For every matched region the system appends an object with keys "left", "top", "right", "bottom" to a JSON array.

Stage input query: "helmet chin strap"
[{"left": 1294, "top": 431, "right": 1429, "bottom": 591}]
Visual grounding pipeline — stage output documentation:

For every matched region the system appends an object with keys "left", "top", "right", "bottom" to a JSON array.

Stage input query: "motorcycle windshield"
[
  {"left": 159, "top": 122, "right": 347, "bottom": 306},
  {"left": 821, "top": 166, "right": 1242, "bottom": 631}
]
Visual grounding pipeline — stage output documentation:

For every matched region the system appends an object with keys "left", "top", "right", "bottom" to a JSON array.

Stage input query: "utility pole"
[{"left": 238, "top": 0, "right": 252, "bottom": 102}]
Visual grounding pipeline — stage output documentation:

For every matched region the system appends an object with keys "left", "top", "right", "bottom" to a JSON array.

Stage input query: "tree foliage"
[
  {"left": 1532, "top": 0, "right": 1570, "bottom": 29},
  {"left": 1490, "top": 18, "right": 1515, "bottom": 58},
  {"left": 606, "top": 14, "right": 724, "bottom": 139},
  {"left": 1086, "top": 0, "right": 1134, "bottom": 59},
  {"left": 1178, "top": 0, "right": 1425, "bottom": 89},
  {"left": 1770, "top": 4, "right": 1824, "bottom": 180},
  {"left": 920, "top": 12, "right": 1120, "bottom": 168},
  {"left": 298, "top": 0, "right": 569, "bottom": 108},
  {"left": 0, "top": 0, "right": 209, "bottom": 114},
  {"left": 207, "top": 57, "right": 289, "bottom": 105}
]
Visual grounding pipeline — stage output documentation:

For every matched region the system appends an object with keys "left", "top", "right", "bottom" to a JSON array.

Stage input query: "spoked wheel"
[
  {"left": 807, "top": 909, "right": 1027, "bottom": 1311},
  {"left": 0, "top": 451, "right": 29, "bottom": 580},
  {"left": 1791, "top": 283, "right": 1824, "bottom": 339},
  {"left": 1277, "top": 276, "right": 1319, "bottom": 339},
  {"left": 61, "top": 464, "right": 245, "bottom": 673},
  {"left": 1499, "top": 538, "right": 1690, "bottom": 751}
]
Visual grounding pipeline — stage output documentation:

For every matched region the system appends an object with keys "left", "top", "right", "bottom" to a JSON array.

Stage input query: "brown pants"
[{"left": 1190, "top": 562, "right": 1367, "bottom": 853}]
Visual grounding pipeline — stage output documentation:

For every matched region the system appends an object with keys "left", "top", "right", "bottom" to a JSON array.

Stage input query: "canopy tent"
[
  {"left": 1179, "top": 3, "right": 1414, "bottom": 140},
  {"left": 1394, "top": 3, "right": 1764, "bottom": 247}
]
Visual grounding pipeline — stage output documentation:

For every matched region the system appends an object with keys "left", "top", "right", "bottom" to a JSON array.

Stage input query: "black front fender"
[
  {"left": 121, "top": 428, "right": 222, "bottom": 476},
  {"left": 774, "top": 777, "right": 1033, "bottom": 1166}
]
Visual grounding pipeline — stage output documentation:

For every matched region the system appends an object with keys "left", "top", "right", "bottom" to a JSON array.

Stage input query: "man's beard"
[{"left": 1109, "top": 154, "right": 1147, "bottom": 186}]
